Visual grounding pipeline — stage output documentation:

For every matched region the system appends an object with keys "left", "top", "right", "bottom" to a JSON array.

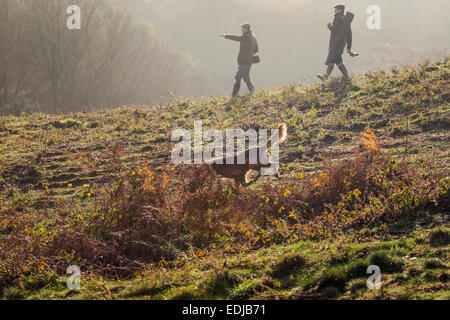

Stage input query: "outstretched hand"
[{"left": 219, "top": 34, "right": 226, "bottom": 38}]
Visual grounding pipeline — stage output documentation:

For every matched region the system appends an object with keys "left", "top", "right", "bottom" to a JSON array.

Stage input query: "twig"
[{"left": 403, "top": 117, "right": 410, "bottom": 161}]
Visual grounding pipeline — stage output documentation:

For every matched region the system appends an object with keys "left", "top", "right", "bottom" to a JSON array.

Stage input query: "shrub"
[
  {"left": 269, "top": 253, "right": 306, "bottom": 278},
  {"left": 423, "top": 259, "right": 446, "bottom": 269},
  {"left": 429, "top": 227, "right": 449, "bottom": 246},
  {"left": 0, "top": 131, "right": 446, "bottom": 280},
  {"left": 369, "top": 251, "right": 404, "bottom": 273}
]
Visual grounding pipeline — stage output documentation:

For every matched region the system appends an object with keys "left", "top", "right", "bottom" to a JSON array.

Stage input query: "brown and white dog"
[{"left": 205, "top": 123, "right": 287, "bottom": 187}]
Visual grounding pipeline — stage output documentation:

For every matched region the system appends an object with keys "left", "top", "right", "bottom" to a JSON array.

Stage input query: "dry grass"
[{"left": 1, "top": 129, "right": 447, "bottom": 281}]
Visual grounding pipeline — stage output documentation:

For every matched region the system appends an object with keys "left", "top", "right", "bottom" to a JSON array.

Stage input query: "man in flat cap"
[
  {"left": 221, "top": 23, "right": 259, "bottom": 97},
  {"left": 317, "top": 5, "right": 354, "bottom": 81}
]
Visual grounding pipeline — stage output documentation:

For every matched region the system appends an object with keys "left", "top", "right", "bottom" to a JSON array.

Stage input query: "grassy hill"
[{"left": 0, "top": 58, "right": 449, "bottom": 300}]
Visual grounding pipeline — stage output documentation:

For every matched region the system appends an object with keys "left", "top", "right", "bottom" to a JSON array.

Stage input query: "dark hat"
[
  {"left": 334, "top": 5, "right": 345, "bottom": 11},
  {"left": 241, "top": 23, "right": 251, "bottom": 30}
]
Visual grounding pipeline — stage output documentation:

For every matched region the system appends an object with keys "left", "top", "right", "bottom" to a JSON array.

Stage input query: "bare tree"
[{"left": 0, "top": 0, "right": 211, "bottom": 114}]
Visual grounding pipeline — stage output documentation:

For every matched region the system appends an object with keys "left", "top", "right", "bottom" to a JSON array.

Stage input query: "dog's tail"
[{"left": 264, "top": 123, "right": 287, "bottom": 151}]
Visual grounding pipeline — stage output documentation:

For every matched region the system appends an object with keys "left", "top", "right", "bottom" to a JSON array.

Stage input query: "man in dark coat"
[
  {"left": 221, "top": 23, "right": 259, "bottom": 96},
  {"left": 317, "top": 5, "right": 354, "bottom": 81}
]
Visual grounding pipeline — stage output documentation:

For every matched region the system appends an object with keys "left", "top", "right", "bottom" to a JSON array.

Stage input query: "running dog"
[{"left": 205, "top": 123, "right": 287, "bottom": 187}]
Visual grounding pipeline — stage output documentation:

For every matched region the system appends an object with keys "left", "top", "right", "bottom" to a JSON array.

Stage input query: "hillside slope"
[{"left": 0, "top": 58, "right": 449, "bottom": 300}]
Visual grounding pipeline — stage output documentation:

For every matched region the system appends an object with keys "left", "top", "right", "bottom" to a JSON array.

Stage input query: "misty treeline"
[{"left": 0, "top": 0, "right": 209, "bottom": 114}]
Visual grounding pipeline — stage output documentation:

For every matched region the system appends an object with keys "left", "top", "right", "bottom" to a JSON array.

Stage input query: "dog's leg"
[{"left": 234, "top": 176, "right": 245, "bottom": 189}]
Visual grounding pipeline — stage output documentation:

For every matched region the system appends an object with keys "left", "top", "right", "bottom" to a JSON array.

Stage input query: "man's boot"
[
  {"left": 246, "top": 81, "right": 255, "bottom": 95},
  {"left": 317, "top": 64, "right": 334, "bottom": 82},
  {"left": 317, "top": 73, "right": 329, "bottom": 82},
  {"left": 337, "top": 63, "right": 350, "bottom": 79},
  {"left": 232, "top": 81, "right": 241, "bottom": 97}
]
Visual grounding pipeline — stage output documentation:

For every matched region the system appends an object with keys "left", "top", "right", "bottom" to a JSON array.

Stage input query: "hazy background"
[
  {"left": 1, "top": 0, "right": 449, "bottom": 113},
  {"left": 129, "top": 0, "right": 450, "bottom": 93}
]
